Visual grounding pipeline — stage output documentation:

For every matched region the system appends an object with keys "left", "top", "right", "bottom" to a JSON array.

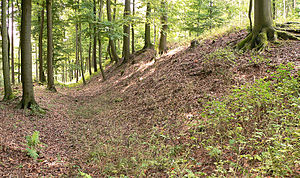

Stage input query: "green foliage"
[
  {"left": 25, "top": 131, "right": 45, "bottom": 160},
  {"left": 78, "top": 170, "right": 92, "bottom": 178},
  {"left": 190, "top": 63, "right": 299, "bottom": 176}
]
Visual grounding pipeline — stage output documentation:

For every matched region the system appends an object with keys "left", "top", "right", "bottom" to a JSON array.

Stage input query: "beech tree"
[
  {"left": 159, "top": 0, "right": 168, "bottom": 54},
  {"left": 122, "top": 0, "right": 130, "bottom": 63},
  {"left": 19, "top": 0, "right": 37, "bottom": 108},
  {"left": 107, "top": 0, "right": 119, "bottom": 63},
  {"left": 46, "top": 0, "right": 56, "bottom": 91},
  {"left": 1, "top": 0, "right": 13, "bottom": 100},
  {"left": 237, "top": 0, "right": 299, "bottom": 51},
  {"left": 38, "top": 1, "right": 46, "bottom": 82},
  {"left": 143, "top": 2, "right": 153, "bottom": 49}
]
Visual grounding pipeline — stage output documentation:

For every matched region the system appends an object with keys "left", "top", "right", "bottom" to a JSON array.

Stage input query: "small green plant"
[
  {"left": 78, "top": 170, "right": 92, "bottom": 178},
  {"left": 25, "top": 131, "right": 45, "bottom": 160}
]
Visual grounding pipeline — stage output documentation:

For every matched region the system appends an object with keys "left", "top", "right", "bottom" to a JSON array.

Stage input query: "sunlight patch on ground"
[
  {"left": 137, "top": 60, "right": 156, "bottom": 73},
  {"left": 139, "top": 68, "right": 155, "bottom": 81},
  {"left": 165, "top": 46, "right": 186, "bottom": 57}
]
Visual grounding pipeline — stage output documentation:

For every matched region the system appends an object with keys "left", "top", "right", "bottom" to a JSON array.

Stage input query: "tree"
[
  {"left": 237, "top": 0, "right": 299, "bottom": 51},
  {"left": 159, "top": 0, "right": 168, "bottom": 54},
  {"left": 19, "top": 0, "right": 37, "bottom": 108},
  {"left": 143, "top": 2, "right": 153, "bottom": 49},
  {"left": 98, "top": 0, "right": 106, "bottom": 80},
  {"left": 38, "top": 1, "right": 46, "bottom": 82},
  {"left": 46, "top": 0, "right": 56, "bottom": 91},
  {"left": 1, "top": 0, "right": 13, "bottom": 100},
  {"left": 131, "top": 0, "right": 135, "bottom": 53},
  {"left": 122, "top": 0, "right": 130, "bottom": 63},
  {"left": 92, "top": 0, "right": 97, "bottom": 72},
  {"left": 107, "top": 0, "right": 119, "bottom": 63},
  {"left": 11, "top": 0, "right": 15, "bottom": 85}
]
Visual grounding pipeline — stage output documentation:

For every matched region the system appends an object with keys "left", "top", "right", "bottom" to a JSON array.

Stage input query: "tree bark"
[
  {"left": 79, "top": 23, "right": 86, "bottom": 85},
  {"left": 38, "top": 2, "right": 46, "bottom": 82},
  {"left": 249, "top": 0, "right": 253, "bottom": 31},
  {"left": 19, "top": 0, "right": 37, "bottom": 108},
  {"left": 1, "top": 0, "right": 13, "bottom": 100},
  {"left": 98, "top": 0, "right": 106, "bottom": 80},
  {"left": 107, "top": 0, "right": 119, "bottom": 63},
  {"left": 46, "top": 0, "right": 56, "bottom": 91},
  {"left": 159, "top": 0, "right": 168, "bottom": 55},
  {"left": 237, "top": 0, "right": 299, "bottom": 51},
  {"left": 88, "top": 35, "right": 92, "bottom": 75},
  {"left": 92, "top": 0, "right": 97, "bottom": 72},
  {"left": 122, "top": 0, "right": 130, "bottom": 63},
  {"left": 11, "top": 0, "right": 15, "bottom": 85},
  {"left": 143, "top": 2, "right": 152, "bottom": 49},
  {"left": 131, "top": 0, "right": 135, "bottom": 53}
]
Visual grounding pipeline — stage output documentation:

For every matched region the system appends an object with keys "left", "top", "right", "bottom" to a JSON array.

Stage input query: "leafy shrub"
[{"left": 193, "top": 63, "right": 299, "bottom": 176}]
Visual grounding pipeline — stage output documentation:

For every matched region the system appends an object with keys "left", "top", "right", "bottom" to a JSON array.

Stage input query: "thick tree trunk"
[
  {"left": 237, "top": 0, "right": 299, "bottom": 51},
  {"left": 2, "top": 0, "right": 13, "bottom": 100},
  {"left": 19, "top": 0, "right": 37, "bottom": 108},
  {"left": 122, "top": 0, "right": 130, "bottom": 63},
  {"left": 107, "top": 0, "right": 119, "bottom": 63},
  {"left": 143, "top": 2, "right": 152, "bottom": 49},
  {"left": 38, "top": 2, "right": 46, "bottom": 82},
  {"left": 11, "top": 0, "right": 15, "bottom": 85},
  {"left": 159, "top": 0, "right": 168, "bottom": 55},
  {"left": 46, "top": 0, "right": 56, "bottom": 91}
]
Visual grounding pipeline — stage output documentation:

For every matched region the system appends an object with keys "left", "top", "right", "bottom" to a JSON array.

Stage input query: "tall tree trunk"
[
  {"left": 249, "top": 0, "right": 253, "bottom": 31},
  {"left": 18, "top": 43, "right": 21, "bottom": 83},
  {"left": 131, "top": 0, "right": 135, "bottom": 53},
  {"left": 88, "top": 36, "right": 92, "bottom": 75},
  {"left": 46, "top": 0, "right": 56, "bottom": 91},
  {"left": 75, "top": 1, "right": 79, "bottom": 82},
  {"left": 75, "top": 23, "right": 79, "bottom": 82},
  {"left": 79, "top": 23, "right": 86, "bottom": 85},
  {"left": 237, "top": 0, "right": 299, "bottom": 51},
  {"left": 2, "top": 0, "right": 13, "bottom": 100},
  {"left": 159, "top": 0, "right": 168, "bottom": 55},
  {"left": 7, "top": 0, "right": 10, "bottom": 70},
  {"left": 35, "top": 45, "right": 38, "bottom": 80},
  {"left": 107, "top": 0, "right": 119, "bottom": 63},
  {"left": 38, "top": 2, "right": 46, "bottom": 82},
  {"left": 122, "top": 0, "right": 130, "bottom": 63},
  {"left": 11, "top": 0, "right": 15, "bottom": 85},
  {"left": 19, "top": 0, "right": 37, "bottom": 108},
  {"left": 92, "top": 0, "right": 97, "bottom": 72},
  {"left": 98, "top": 0, "right": 106, "bottom": 80},
  {"left": 143, "top": 2, "right": 152, "bottom": 49}
]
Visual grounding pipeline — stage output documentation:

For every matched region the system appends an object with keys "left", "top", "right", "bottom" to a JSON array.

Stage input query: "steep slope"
[{"left": 0, "top": 30, "right": 299, "bottom": 176}]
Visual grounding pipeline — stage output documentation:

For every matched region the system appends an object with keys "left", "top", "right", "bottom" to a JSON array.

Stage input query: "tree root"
[
  {"left": 17, "top": 97, "right": 38, "bottom": 109},
  {"left": 237, "top": 27, "right": 300, "bottom": 52}
]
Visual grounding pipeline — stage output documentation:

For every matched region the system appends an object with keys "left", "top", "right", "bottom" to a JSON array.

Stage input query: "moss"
[{"left": 236, "top": 27, "right": 299, "bottom": 52}]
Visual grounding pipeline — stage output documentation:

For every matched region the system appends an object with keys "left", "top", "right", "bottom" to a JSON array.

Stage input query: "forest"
[{"left": 0, "top": 0, "right": 299, "bottom": 177}]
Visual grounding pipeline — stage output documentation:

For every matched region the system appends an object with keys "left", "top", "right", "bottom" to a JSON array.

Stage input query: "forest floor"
[{"left": 0, "top": 30, "right": 299, "bottom": 177}]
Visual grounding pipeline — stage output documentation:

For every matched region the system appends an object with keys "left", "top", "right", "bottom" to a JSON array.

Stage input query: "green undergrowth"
[
  {"left": 56, "top": 70, "right": 102, "bottom": 88},
  {"left": 187, "top": 63, "right": 299, "bottom": 177}
]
